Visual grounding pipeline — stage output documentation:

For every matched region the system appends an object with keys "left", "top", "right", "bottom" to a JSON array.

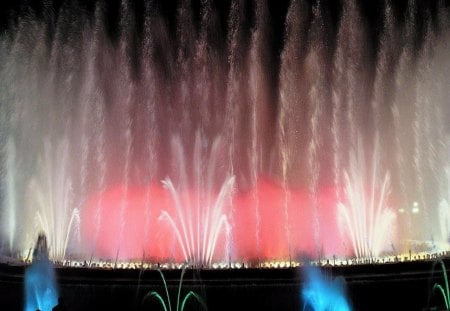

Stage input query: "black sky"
[{"left": 1, "top": 0, "right": 448, "bottom": 43}]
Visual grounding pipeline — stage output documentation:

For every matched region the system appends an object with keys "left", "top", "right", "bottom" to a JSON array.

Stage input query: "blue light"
[
  {"left": 302, "top": 266, "right": 351, "bottom": 311},
  {"left": 24, "top": 260, "right": 58, "bottom": 311}
]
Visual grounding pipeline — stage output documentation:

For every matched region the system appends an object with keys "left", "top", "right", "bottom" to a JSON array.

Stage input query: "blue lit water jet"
[
  {"left": 302, "top": 265, "right": 351, "bottom": 311},
  {"left": 24, "top": 233, "right": 58, "bottom": 311}
]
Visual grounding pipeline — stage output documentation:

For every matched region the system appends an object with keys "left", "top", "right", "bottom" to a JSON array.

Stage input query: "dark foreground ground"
[{"left": 1, "top": 257, "right": 449, "bottom": 311}]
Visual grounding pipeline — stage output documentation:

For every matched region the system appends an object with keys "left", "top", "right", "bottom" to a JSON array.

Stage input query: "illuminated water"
[
  {"left": 337, "top": 137, "right": 396, "bottom": 258},
  {"left": 0, "top": 0, "right": 449, "bottom": 264},
  {"left": 142, "top": 267, "right": 206, "bottom": 311},
  {"left": 24, "top": 260, "right": 58, "bottom": 311},
  {"left": 302, "top": 266, "right": 351, "bottom": 311},
  {"left": 159, "top": 133, "right": 234, "bottom": 266},
  {"left": 24, "top": 234, "right": 58, "bottom": 311}
]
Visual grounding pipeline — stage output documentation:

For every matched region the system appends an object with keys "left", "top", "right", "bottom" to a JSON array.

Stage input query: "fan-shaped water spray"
[{"left": 159, "top": 133, "right": 234, "bottom": 266}]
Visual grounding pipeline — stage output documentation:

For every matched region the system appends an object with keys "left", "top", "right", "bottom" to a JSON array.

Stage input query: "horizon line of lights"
[{"left": 4, "top": 250, "right": 450, "bottom": 270}]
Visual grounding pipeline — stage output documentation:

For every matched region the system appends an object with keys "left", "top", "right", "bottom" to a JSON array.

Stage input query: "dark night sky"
[
  {"left": 1, "top": 0, "right": 448, "bottom": 48},
  {"left": 1, "top": 0, "right": 447, "bottom": 96}
]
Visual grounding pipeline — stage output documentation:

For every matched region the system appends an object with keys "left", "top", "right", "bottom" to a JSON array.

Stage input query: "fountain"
[
  {"left": 337, "top": 136, "right": 396, "bottom": 259},
  {"left": 0, "top": 0, "right": 449, "bottom": 266},
  {"left": 142, "top": 267, "right": 207, "bottom": 311},
  {"left": 24, "top": 233, "right": 58, "bottom": 311},
  {"left": 439, "top": 166, "right": 450, "bottom": 248},
  {"left": 159, "top": 133, "right": 234, "bottom": 266},
  {"left": 26, "top": 139, "right": 81, "bottom": 261},
  {"left": 302, "top": 265, "right": 351, "bottom": 311}
]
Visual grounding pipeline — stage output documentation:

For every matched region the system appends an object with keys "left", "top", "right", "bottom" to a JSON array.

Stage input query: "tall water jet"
[
  {"left": 331, "top": 0, "right": 369, "bottom": 198},
  {"left": 224, "top": 0, "right": 246, "bottom": 262},
  {"left": 140, "top": 0, "right": 158, "bottom": 256},
  {"left": 278, "top": 0, "right": 309, "bottom": 260},
  {"left": 87, "top": 2, "right": 108, "bottom": 259},
  {"left": 248, "top": 0, "right": 272, "bottom": 261},
  {"left": 3, "top": 138, "right": 17, "bottom": 254},
  {"left": 439, "top": 199, "right": 450, "bottom": 248},
  {"left": 305, "top": 0, "right": 327, "bottom": 255},
  {"left": 391, "top": 0, "right": 418, "bottom": 243},
  {"left": 115, "top": 0, "right": 135, "bottom": 260},
  {"left": 438, "top": 164, "right": 450, "bottom": 248}
]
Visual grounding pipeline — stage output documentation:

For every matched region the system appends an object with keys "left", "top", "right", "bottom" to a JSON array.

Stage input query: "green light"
[
  {"left": 142, "top": 267, "right": 207, "bottom": 311},
  {"left": 429, "top": 259, "right": 450, "bottom": 310}
]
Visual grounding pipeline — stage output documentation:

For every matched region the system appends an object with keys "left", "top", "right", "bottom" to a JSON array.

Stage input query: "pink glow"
[{"left": 82, "top": 179, "right": 355, "bottom": 262}]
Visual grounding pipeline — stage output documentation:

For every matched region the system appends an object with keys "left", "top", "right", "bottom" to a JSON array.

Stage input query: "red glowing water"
[{"left": 82, "top": 179, "right": 349, "bottom": 261}]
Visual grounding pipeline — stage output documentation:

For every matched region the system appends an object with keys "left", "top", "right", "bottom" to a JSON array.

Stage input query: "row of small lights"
[
  {"left": 50, "top": 260, "right": 298, "bottom": 270},
  {"left": 44, "top": 250, "right": 449, "bottom": 270}
]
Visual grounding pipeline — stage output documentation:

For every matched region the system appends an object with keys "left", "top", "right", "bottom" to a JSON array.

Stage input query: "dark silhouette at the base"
[{"left": 52, "top": 297, "right": 68, "bottom": 311}]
